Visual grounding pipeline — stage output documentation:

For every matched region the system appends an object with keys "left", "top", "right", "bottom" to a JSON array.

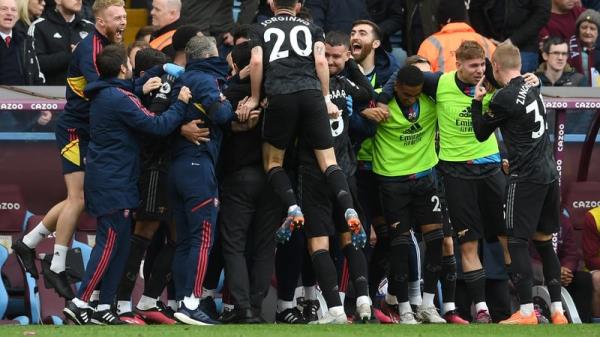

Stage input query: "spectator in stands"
[
  {"left": 14, "top": 0, "right": 44, "bottom": 36},
  {"left": 417, "top": 0, "right": 496, "bottom": 73},
  {"left": 365, "top": 0, "right": 403, "bottom": 52},
  {"left": 540, "top": 0, "right": 586, "bottom": 44},
  {"left": 29, "top": 0, "right": 95, "bottom": 85},
  {"left": 149, "top": 0, "right": 181, "bottom": 59},
  {"left": 583, "top": 207, "right": 600, "bottom": 323},
  {"left": 536, "top": 36, "right": 586, "bottom": 86},
  {"left": 128, "top": 40, "right": 150, "bottom": 71},
  {"left": 0, "top": 0, "right": 44, "bottom": 85},
  {"left": 181, "top": 0, "right": 257, "bottom": 47},
  {"left": 401, "top": 0, "right": 439, "bottom": 57},
  {"left": 135, "top": 25, "right": 155, "bottom": 43},
  {"left": 531, "top": 208, "right": 594, "bottom": 322},
  {"left": 569, "top": 9, "right": 600, "bottom": 85},
  {"left": 469, "top": 0, "right": 551, "bottom": 72},
  {"left": 304, "top": 0, "right": 369, "bottom": 33},
  {"left": 45, "top": 0, "right": 93, "bottom": 21}
]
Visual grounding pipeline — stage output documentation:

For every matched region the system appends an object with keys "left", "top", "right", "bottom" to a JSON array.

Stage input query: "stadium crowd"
[{"left": 1, "top": 0, "right": 600, "bottom": 326}]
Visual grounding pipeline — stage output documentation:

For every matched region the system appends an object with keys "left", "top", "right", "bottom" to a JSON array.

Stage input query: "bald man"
[{"left": 149, "top": 0, "right": 181, "bottom": 59}]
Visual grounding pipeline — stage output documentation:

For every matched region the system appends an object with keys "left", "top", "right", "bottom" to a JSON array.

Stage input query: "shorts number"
[
  {"left": 330, "top": 115, "right": 344, "bottom": 137},
  {"left": 431, "top": 195, "right": 441, "bottom": 212},
  {"left": 525, "top": 99, "right": 546, "bottom": 139},
  {"left": 264, "top": 26, "right": 313, "bottom": 62}
]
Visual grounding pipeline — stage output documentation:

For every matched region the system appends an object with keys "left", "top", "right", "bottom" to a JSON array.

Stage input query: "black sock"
[
  {"left": 324, "top": 165, "right": 353, "bottom": 211},
  {"left": 441, "top": 255, "right": 457, "bottom": 304},
  {"left": 311, "top": 249, "right": 341, "bottom": 308},
  {"left": 463, "top": 268, "right": 486, "bottom": 304},
  {"left": 508, "top": 237, "right": 533, "bottom": 304},
  {"left": 117, "top": 234, "right": 151, "bottom": 300},
  {"left": 342, "top": 244, "right": 368, "bottom": 298},
  {"left": 275, "top": 231, "right": 305, "bottom": 301},
  {"left": 533, "top": 239, "right": 562, "bottom": 303},
  {"left": 422, "top": 229, "right": 444, "bottom": 295},
  {"left": 368, "top": 225, "right": 390, "bottom": 299},
  {"left": 267, "top": 167, "right": 297, "bottom": 208},
  {"left": 389, "top": 234, "right": 411, "bottom": 303},
  {"left": 144, "top": 240, "right": 175, "bottom": 298}
]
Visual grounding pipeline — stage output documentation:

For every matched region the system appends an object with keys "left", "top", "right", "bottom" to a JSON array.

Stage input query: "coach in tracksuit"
[
  {"left": 63, "top": 44, "right": 192, "bottom": 326},
  {"left": 168, "top": 36, "right": 236, "bottom": 326}
]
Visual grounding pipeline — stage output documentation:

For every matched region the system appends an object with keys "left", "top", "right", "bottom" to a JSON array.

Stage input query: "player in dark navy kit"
[
  {"left": 241, "top": 0, "right": 362, "bottom": 240},
  {"left": 470, "top": 42, "right": 569, "bottom": 325},
  {"left": 297, "top": 31, "right": 373, "bottom": 324}
]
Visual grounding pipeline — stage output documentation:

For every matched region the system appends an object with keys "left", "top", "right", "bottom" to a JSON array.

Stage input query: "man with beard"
[
  {"left": 28, "top": 0, "right": 95, "bottom": 85},
  {"left": 63, "top": 44, "right": 192, "bottom": 325},
  {"left": 12, "top": 0, "right": 127, "bottom": 301},
  {"left": 349, "top": 20, "right": 425, "bottom": 322}
]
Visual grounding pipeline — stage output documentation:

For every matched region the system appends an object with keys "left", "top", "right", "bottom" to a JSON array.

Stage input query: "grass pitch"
[{"left": 2, "top": 324, "right": 600, "bottom": 337}]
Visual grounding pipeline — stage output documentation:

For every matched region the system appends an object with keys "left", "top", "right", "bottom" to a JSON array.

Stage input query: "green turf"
[{"left": 1, "top": 324, "right": 600, "bottom": 337}]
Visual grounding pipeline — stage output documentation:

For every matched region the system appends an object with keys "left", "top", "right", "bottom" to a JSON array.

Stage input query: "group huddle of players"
[{"left": 11, "top": 0, "right": 570, "bottom": 326}]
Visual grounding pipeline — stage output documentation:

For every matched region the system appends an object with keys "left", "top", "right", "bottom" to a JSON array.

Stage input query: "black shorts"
[
  {"left": 436, "top": 172, "right": 454, "bottom": 237},
  {"left": 137, "top": 159, "right": 170, "bottom": 221},
  {"left": 262, "top": 90, "right": 333, "bottom": 150},
  {"left": 505, "top": 180, "right": 560, "bottom": 239},
  {"left": 55, "top": 122, "right": 89, "bottom": 174},
  {"left": 299, "top": 165, "right": 360, "bottom": 238},
  {"left": 442, "top": 170, "right": 506, "bottom": 244},
  {"left": 377, "top": 173, "right": 442, "bottom": 234}
]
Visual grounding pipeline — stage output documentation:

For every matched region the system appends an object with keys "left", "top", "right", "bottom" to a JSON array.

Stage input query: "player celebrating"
[
  {"left": 241, "top": 0, "right": 362, "bottom": 238},
  {"left": 470, "top": 42, "right": 568, "bottom": 325}
]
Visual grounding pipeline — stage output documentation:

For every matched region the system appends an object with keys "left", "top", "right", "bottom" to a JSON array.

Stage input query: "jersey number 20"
[
  {"left": 264, "top": 26, "right": 313, "bottom": 62},
  {"left": 525, "top": 99, "right": 546, "bottom": 139}
]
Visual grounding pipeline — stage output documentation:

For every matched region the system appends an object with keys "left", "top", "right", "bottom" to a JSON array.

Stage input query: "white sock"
[
  {"left": 551, "top": 301, "right": 564, "bottom": 314},
  {"left": 398, "top": 301, "right": 412, "bottom": 315},
  {"left": 304, "top": 286, "right": 317, "bottom": 301},
  {"left": 475, "top": 302, "right": 488, "bottom": 313},
  {"left": 408, "top": 281, "right": 422, "bottom": 306},
  {"left": 356, "top": 295, "right": 371, "bottom": 307},
  {"left": 183, "top": 295, "right": 200, "bottom": 310},
  {"left": 167, "top": 300, "right": 177, "bottom": 311},
  {"left": 97, "top": 304, "right": 110, "bottom": 312},
  {"left": 136, "top": 295, "right": 157, "bottom": 311},
  {"left": 288, "top": 204, "right": 299, "bottom": 213},
  {"left": 22, "top": 222, "right": 51, "bottom": 248},
  {"left": 277, "top": 300, "right": 295, "bottom": 312},
  {"left": 520, "top": 303, "right": 534, "bottom": 316},
  {"left": 90, "top": 290, "right": 100, "bottom": 302},
  {"left": 49, "top": 244, "right": 68, "bottom": 273},
  {"left": 117, "top": 300, "right": 131, "bottom": 315},
  {"left": 385, "top": 292, "right": 398, "bottom": 305},
  {"left": 71, "top": 297, "right": 89, "bottom": 309},
  {"left": 201, "top": 287, "right": 216, "bottom": 299},
  {"left": 442, "top": 302, "right": 456, "bottom": 314},
  {"left": 328, "top": 306, "right": 345, "bottom": 316},
  {"left": 422, "top": 292, "right": 435, "bottom": 307}
]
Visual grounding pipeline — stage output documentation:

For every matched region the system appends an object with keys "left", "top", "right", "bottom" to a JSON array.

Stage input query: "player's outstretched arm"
[
  {"left": 314, "top": 41, "right": 330, "bottom": 96},
  {"left": 471, "top": 76, "right": 506, "bottom": 142},
  {"left": 242, "top": 45, "right": 263, "bottom": 115}
]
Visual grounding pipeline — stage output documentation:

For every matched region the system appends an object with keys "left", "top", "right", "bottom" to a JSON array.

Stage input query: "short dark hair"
[
  {"left": 274, "top": 0, "right": 298, "bottom": 9},
  {"left": 297, "top": 6, "right": 312, "bottom": 22},
  {"left": 405, "top": 55, "right": 431, "bottom": 66},
  {"left": 231, "top": 41, "right": 251, "bottom": 70},
  {"left": 436, "top": 0, "right": 468, "bottom": 25},
  {"left": 351, "top": 20, "right": 382, "bottom": 40},
  {"left": 172, "top": 24, "right": 203, "bottom": 52},
  {"left": 542, "top": 36, "right": 568, "bottom": 54},
  {"left": 395, "top": 65, "right": 424, "bottom": 87},
  {"left": 233, "top": 24, "right": 252, "bottom": 43},
  {"left": 134, "top": 48, "right": 170, "bottom": 77},
  {"left": 325, "top": 31, "right": 350, "bottom": 49},
  {"left": 97, "top": 44, "right": 128, "bottom": 78}
]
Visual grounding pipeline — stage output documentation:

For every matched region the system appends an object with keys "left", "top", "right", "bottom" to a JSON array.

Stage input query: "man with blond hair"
[
  {"left": 470, "top": 42, "right": 568, "bottom": 325},
  {"left": 12, "top": 0, "right": 127, "bottom": 304}
]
